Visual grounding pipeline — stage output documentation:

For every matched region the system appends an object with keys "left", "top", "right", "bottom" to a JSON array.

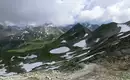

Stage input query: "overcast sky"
[{"left": 0, "top": 0, "right": 130, "bottom": 25}]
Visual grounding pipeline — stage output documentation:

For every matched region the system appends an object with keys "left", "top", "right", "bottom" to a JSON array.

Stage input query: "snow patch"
[
  {"left": 94, "top": 38, "right": 100, "bottom": 43},
  {"left": 18, "top": 56, "right": 26, "bottom": 59},
  {"left": 120, "top": 33, "right": 130, "bottom": 39},
  {"left": 118, "top": 24, "right": 130, "bottom": 32},
  {"left": 18, "top": 54, "right": 37, "bottom": 59},
  {"left": 50, "top": 47, "right": 70, "bottom": 54},
  {"left": 47, "top": 66, "right": 59, "bottom": 70},
  {"left": 27, "top": 55, "right": 37, "bottom": 59},
  {"left": 23, "top": 31, "right": 29, "bottom": 34},
  {"left": 4, "top": 72, "right": 17, "bottom": 76},
  {"left": 82, "top": 47, "right": 90, "bottom": 50},
  {"left": 20, "top": 62, "right": 43, "bottom": 72},
  {"left": 61, "top": 40, "right": 67, "bottom": 43},
  {"left": 0, "top": 60, "right": 2, "bottom": 63},
  {"left": 61, "top": 52, "right": 75, "bottom": 59},
  {"left": 11, "top": 56, "right": 15, "bottom": 61},
  {"left": 0, "top": 68, "right": 6, "bottom": 75},
  {"left": 38, "top": 31, "right": 43, "bottom": 34},
  {"left": 75, "top": 51, "right": 90, "bottom": 58},
  {"left": 84, "top": 33, "right": 88, "bottom": 37},
  {"left": 73, "top": 40, "right": 86, "bottom": 47},
  {"left": 0, "top": 67, "right": 16, "bottom": 76},
  {"left": 79, "top": 54, "right": 96, "bottom": 62},
  {"left": 117, "top": 33, "right": 124, "bottom": 36},
  {"left": 44, "top": 61, "right": 56, "bottom": 65}
]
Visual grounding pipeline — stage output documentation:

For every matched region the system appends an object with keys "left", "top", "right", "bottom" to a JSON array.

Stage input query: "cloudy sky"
[{"left": 0, "top": 0, "right": 130, "bottom": 25}]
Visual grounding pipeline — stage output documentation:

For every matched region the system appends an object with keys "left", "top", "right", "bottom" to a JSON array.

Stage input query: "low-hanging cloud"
[{"left": 0, "top": 0, "right": 130, "bottom": 25}]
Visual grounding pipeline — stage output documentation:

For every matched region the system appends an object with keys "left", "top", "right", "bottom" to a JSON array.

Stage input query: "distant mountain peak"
[{"left": 81, "top": 22, "right": 99, "bottom": 31}]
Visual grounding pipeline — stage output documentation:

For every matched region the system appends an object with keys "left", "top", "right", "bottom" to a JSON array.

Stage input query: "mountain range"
[{"left": 0, "top": 21, "right": 130, "bottom": 76}]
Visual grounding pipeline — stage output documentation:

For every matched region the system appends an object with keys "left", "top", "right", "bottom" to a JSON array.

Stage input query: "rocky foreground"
[{"left": 0, "top": 56, "right": 130, "bottom": 80}]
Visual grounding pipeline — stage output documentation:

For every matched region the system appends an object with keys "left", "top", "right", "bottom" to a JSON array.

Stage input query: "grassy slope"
[{"left": 7, "top": 39, "right": 53, "bottom": 53}]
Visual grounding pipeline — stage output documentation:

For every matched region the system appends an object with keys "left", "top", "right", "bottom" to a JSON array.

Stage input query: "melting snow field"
[
  {"left": 50, "top": 47, "right": 70, "bottom": 54},
  {"left": 118, "top": 24, "right": 130, "bottom": 32},
  {"left": 20, "top": 62, "right": 43, "bottom": 72},
  {"left": 0, "top": 68, "right": 17, "bottom": 76},
  {"left": 73, "top": 40, "right": 86, "bottom": 47}
]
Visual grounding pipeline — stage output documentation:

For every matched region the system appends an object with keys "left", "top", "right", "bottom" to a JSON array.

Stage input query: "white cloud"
[
  {"left": 77, "top": 6, "right": 105, "bottom": 23},
  {"left": 77, "top": 0, "right": 130, "bottom": 24},
  {"left": 107, "top": 0, "right": 130, "bottom": 23}
]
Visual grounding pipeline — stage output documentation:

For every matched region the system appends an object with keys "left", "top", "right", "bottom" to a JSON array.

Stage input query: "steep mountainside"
[{"left": 47, "top": 21, "right": 130, "bottom": 63}]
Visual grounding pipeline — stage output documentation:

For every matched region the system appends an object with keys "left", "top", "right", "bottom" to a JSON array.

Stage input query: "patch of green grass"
[{"left": 7, "top": 40, "right": 52, "bottom": 53}]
